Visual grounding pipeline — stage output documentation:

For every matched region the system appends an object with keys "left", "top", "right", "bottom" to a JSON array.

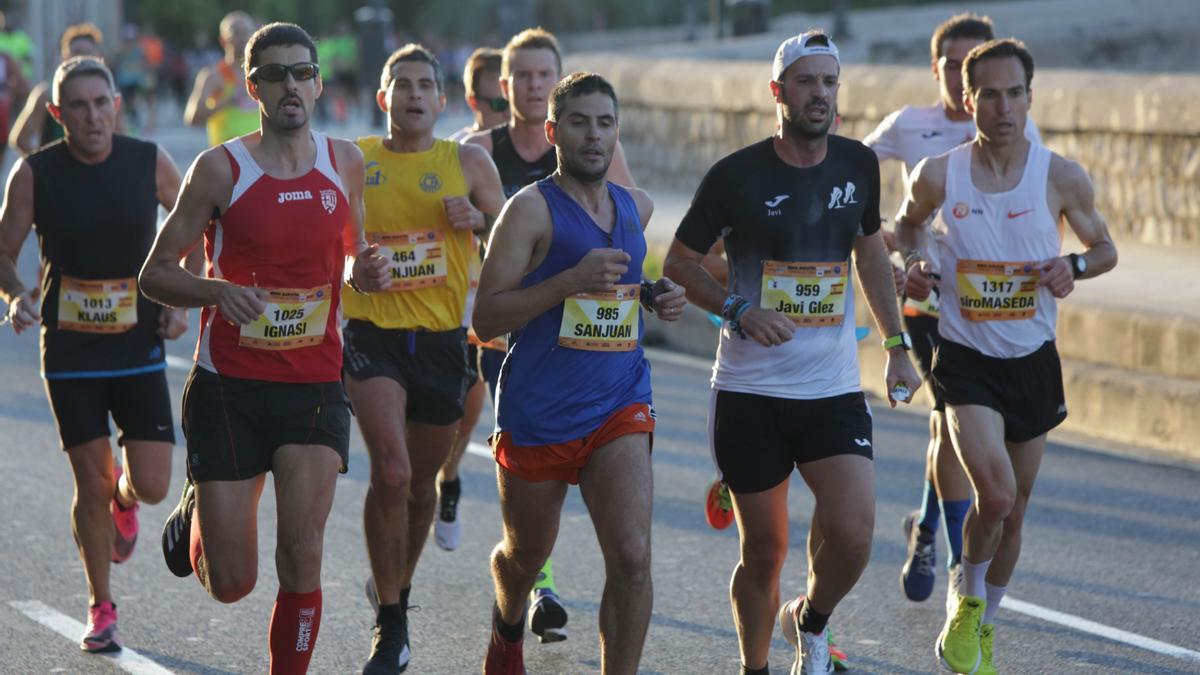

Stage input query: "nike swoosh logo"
[
  {"left": 921, "top": 131, "right": 942, "bottom": 139},
  {"left": 853, "top": 438, "right": 872, "bottom": 447},
  {"left": 764, "top": 195, "right": 790, "bottom": 208},
  {"left": 1007, "top": 209, "right": 1033, "bottom": 219}
]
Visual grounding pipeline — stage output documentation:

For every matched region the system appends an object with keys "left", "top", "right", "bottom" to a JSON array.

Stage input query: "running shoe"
[
  {"left": 484, "top": 619, "right": 525, "bottom": 675},
  {"left": 826, "top": 626, "right": 849, "bottom": 672},
  {"left": 977, "top": 624, "right": 997, "bottom": 675},
  {"left": 160, "top": 478, "right": 196, "bottom": 578},
  {"left": 434, "top": 478, "right": 463, "bottom": 551},
  {"left": 779, "top": 596, "right": 833, "bottom": 675},
  {"left": 936, "top": 593, "right": 985, "bottom": 674},
  {"left": 80, "top": 601, "right": 121, "bottom": 653},
  {"left": 110, "top": 465, "right": 139, "bottom": 564},
  {"left": 528, "top": 588, "right": 567, "bottom": 643},
  {"left": 363, "top": 617, "right": 410, "bottom": 674},
  {"left": 704, "top": 479, "right": 734, "bottom": 530},
  {"left": 900, "top": 510, "right": 936, "bottom": 602},
  {"left": 946, "top": 563, "right": 963, "bottom": 615}
]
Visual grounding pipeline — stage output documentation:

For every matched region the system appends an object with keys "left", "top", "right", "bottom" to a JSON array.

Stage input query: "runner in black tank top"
[
  {"left": 491, "top": 125, "right": 556, "bottom": 198},
  {"left": 0, "top": 56, "right": 189, "bottom": 655}
]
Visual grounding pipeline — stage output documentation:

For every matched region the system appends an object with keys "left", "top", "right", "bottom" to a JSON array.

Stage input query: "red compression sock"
[{"left": 268, "top": 588, "right": 322, "bottom": 674}]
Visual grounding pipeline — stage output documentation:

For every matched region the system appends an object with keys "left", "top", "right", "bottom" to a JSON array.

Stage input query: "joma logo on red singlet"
[{"left": 278, "top": 190, "right": 313, "bottom": 204}]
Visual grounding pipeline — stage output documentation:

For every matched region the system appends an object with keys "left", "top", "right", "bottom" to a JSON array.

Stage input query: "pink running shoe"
[
  {"left": 80, "top": 601, "right": 121, "bottom": 653},
  {"left": 111, "top": 465, "right": 139, "bottom": 564}
]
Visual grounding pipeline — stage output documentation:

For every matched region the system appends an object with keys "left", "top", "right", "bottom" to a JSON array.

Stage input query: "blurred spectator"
[
  {"left": 0, "top": 11, "right": 33, "bottom": 79},
  {"left": 0, "top": 11, "right": 30, "bottom": 166},
  {"left": 114, "top": 24, "right": 153, "bottom": 132},
  {"left": 316, "top": 22, "right": 359, "bottom": 124},
  {"left": 10, "top": 23, "right": 102, "bottom": 156}
]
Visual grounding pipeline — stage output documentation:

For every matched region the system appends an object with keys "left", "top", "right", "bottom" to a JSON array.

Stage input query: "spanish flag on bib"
[{"left": 343, "top": 136, "right": 472, "bottom": 330}]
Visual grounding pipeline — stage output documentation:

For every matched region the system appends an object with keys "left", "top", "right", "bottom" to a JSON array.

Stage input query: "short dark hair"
[
  {"left": 963, "top": 38, "right": 1035, "bottom": 95},
  {"left": 463, "top": 47, "right": 502, "bottom": 97},
  {"left": 930, "top": 13, "right": 994, "bottom": 63},
  {"left": 244, "top": 22, "right": 318, "bottom": 74},
  {"left": 548, "top": 72, "right": 618, "bottom": 123},
  {"left": 60, "top": 23, "right": 102, "bottom": 57},
  {"left": 51, "top": 56, "right": 116, "bottom": 105},
  {"left": 502, "top": 27, "right": 562, "bottom": 78},
  {"left": 380, "top": 43, "right": 444, "bottom": 93}
]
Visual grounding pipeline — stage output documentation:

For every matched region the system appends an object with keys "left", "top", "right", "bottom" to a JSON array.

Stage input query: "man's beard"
[{"left": 559, "top": 149, "right": 610, "bottom": 185}]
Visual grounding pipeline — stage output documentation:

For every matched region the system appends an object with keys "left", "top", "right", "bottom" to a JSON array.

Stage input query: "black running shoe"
[
  {"left": 529, "top": 588, "right": 568, "bottom": 643},
  {"left": 363, "top": 618, "right": 410, "bottom": 674},
  {"left": 161, "top": 478, "right": 196, "bottom": 578}
]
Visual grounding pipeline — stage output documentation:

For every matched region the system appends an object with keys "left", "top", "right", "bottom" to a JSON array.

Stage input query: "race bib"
[
  {"left": 371, "top": 230, "right": 447, "bottom": 290},
  {"left": 239, "top": 284, "right": 332, "bottom": 350},
  {"left": 58, "top": 276, "right": 137, "bottom": 333},
  {"left": 956, "top": 259, "right": 1039, "bottom": 322},
  {"left": 760, "top": 260, "right": 847, "bottom": 327},
  {"left": 903, "top": 285, "right": 940, "bottom": 318},
  {"left": 557, "top": 284, "right": 639, "bottom": 351}
]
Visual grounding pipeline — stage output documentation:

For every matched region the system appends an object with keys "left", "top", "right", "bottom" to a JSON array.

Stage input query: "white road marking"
[
  {"left": 1002, "top": 597, "right": 1200, "bottom": 662},
  {"left": 8, "top": 600, "right": 177, "bottom": 674}
]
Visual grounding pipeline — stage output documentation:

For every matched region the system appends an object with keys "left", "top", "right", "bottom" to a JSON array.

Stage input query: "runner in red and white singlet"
[{"left": 139, "top": 23, "right": 389, "bottom": 674}]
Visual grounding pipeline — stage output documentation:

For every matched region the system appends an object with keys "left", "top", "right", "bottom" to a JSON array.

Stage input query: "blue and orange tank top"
[{"left": 495, "top": 177, "right": 652, "bottom": 446}]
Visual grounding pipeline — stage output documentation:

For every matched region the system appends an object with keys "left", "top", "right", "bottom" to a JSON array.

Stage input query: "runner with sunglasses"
[
  {"left": 448, "top": 48, "right": 508, "bottom": 143},
  {"left": 140, "top": 23, "right": 390, "bottom": 673}
]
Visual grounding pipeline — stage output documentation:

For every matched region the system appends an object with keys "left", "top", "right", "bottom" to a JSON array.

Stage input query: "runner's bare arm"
[
  {"left": 334, "top": 139, "right": 389, "bottom": 293},
  {"left": 139, "top": 149, "right": 268, "bottom": 325},
  {"left": 474, "top": 188, "right": 629, "bottom": 341},
  {"left": 663, "top": 238, "right": 725, "bottom": 316},
  {"left": 452, "top": 142, "right": 505, "bottom": 233},
  {"left": 630, "top": 187, "right": 654, "bottom": 232},
  {"left": 854, "top": 228, "right": 922, "bottom": 405},
  {"left": 894, "top": 155, "right": 946, "bottom": 300},
  {"left": 462, "top": 128, "right": 494, "bottom": 154},
  {"left": 0, "top": 160, "right": 38, "bottom": 332},
  {"left": 10, "top": 83, "right": 49, "bottom": 156},
  {"left": 605, "top": 141, "right": 636, "bottom": 188},
  {"left": 1052, "top": 156, "right": 1118, "bottom": 280},
  {"left": 182, "top": 67, "right": 220, "bottom": 127},
  {"left": 153, "top": 145, "right": 194, "bottom": 339}
]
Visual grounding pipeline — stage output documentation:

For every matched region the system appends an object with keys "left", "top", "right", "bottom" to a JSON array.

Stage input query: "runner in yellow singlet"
[{"left": 183, "top": 12, "right": 259, "bottom": 146}]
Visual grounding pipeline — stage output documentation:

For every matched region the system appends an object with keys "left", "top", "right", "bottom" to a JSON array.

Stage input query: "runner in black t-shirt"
[
  {"left": 664, "top": 31, "right": 921, "bottom": 675},
  {"left": 0, "top": 57, "right": 195, "bottom": 655}
]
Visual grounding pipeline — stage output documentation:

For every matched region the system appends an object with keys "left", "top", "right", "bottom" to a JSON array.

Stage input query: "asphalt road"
[{"left": 1, "top": 117, "right": 1198, "bottom": 674}]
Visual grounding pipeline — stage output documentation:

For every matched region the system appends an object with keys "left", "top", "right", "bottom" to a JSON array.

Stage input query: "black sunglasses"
[
  {"left": 477, "top": 95, "right": 509, "bottom": 113},
  {"left": 248, "top": 62, "right": 320, "bottom": 83}
]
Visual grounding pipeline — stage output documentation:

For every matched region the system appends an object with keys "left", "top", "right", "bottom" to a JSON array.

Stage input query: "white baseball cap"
[{"left": 772, "top": 32, "right": 840, "bottom": 81}]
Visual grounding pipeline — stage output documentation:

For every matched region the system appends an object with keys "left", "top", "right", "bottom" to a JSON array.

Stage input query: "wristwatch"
[
  {"left": 1068, "top": 253, "right": 1088, "bottom": 279},
  {"left": 882, "top": 332, "right": 912, "bottom": 351}
]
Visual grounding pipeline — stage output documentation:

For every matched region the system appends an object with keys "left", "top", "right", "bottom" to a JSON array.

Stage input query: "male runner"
[
  {"left": 0, "top": 56, "right": 189, "bottom": 653},
  {"left": 663, "top": 32, "right": 921, "bottom": 675},
  {"left": 348, "top": 44, "right": 504, "bottom": 675},
  {"left": 464, "top": 27, "right": 638, "bottom": 641},
  {"left": 894, "top": 39, "right": 1116, "bottom": 674},
  {"left": 435, "top": 45, "right": 509, "bottom": 553},
  {"left": 184, "top": 11, "right": 260, "bottom": 147},
  {"left": 863, "top": 13, "right": 1042, "bottom": 604},
  {"left": 10, "top": 23, "right": 103, "bottom": 156},
  {"left": 139, "top": 23, "right": 389, "bottom": 673},
  {"left": 476, "top": 71, "right": 685, "bottom": 675},
  {"left": 448, "top": 48, "right": 508, "bottom": 142}
]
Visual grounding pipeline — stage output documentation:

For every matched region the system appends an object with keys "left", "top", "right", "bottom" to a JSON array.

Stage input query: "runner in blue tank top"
[{"left": 473, "top": 72, "right": 686, "bottom": 675}]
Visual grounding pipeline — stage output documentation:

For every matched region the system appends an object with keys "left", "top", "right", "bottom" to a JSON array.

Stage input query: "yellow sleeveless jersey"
[
  {"left": 343, "top": 136, "right": 472, "bottom": 330},
  {"left": 206, "top": 62, "right": 260, "bottom": 146}
]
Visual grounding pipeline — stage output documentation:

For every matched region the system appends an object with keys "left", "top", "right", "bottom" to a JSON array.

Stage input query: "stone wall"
[{"left": 567, "top": 56, "right": 1200, "bottom": 247}]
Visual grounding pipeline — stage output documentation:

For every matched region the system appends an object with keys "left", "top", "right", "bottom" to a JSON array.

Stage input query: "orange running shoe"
[{"left": 704, "top": 479, "right": 734, "bottom": 530}]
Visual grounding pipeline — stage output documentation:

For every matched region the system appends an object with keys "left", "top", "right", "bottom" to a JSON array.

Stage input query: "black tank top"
[
  {"left": 29, "top": 135, "right": 165, "bottom": 377},
  {"left": 490, "top": 125, "right": 556, "bottom": 198}
]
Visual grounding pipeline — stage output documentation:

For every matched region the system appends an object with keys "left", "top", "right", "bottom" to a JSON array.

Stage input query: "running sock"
[
  {"left": 377, "top": 603, "right": 403, "bottom": 626},
  {"left": 492, "top": 603, "right": 524, "bottom": 643},
  {"left": 918, "top": 479, "right": 941, "bottom": 533},
  {"left": 982, "top": 582, "right": 1007, "bottom": 625},
  {"left": 268, "top": 588, "right": 322, "bottom": 675},
  {"left": 741, "top": 665, "right": 770, "bottom": 675},
  {"left": 440, "top": 477, "right": 461, "bottom": 498},
  {"left": 941, "top": 499, "right": 970, "bottom": 568},
  {"left": 399, "top": 586, "right": 411, "bottom": 610},
  {"left": 961, "top": 557, "right": 992, "bottom": 600},
  {"left": 798, "top": 598, "right": 831, "bottom": 635}
]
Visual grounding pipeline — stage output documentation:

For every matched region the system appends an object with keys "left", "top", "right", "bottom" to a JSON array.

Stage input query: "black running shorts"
[
  {"left": 931, "top": 338, "right": 1067, "bottom": 443},
  {"left": 465, "top": 343, "right": 481, "bottom": 383},
  {"left": 44, "top": 369, "right": 175, "bottom": 449},
  {"left": 342, "top": 320, "right": 471, "bottom": 426},
  {"left": 181, "top": 366, "right": 351, "bottom": 482},
  {"left": 712, "top": 390, "right": 874, "bottom": 494},
  {"left": 903, "top": 312, "right": 944, "bottom": 411}
]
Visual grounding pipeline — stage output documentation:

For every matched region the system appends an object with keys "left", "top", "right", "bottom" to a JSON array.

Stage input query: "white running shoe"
[{"left": 779, "top": 597, "right": 834, "bottom": 675}]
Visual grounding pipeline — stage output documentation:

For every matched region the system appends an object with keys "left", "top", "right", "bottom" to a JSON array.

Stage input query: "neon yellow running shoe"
[
  {"left": 529, "top": 558, "right": 567, "bottom": 643},
  {"left": 936, "top": 593, "right": 985, "bottom": 674},
  {"left": 977, "top": 624, "right": 997, "bottom": 675}
]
